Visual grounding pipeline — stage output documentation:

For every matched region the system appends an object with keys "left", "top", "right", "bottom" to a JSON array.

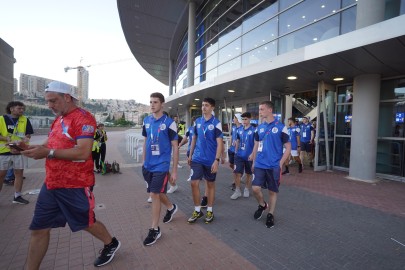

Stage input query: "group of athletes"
[
  {"left": 139, "top": 92, "right": 305, "bottom": 248},
  {"left": 2, "top": 81, "right": 315, "bottom": 269}
]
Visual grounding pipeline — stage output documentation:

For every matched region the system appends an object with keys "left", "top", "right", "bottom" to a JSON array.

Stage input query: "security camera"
[{"left": 316, "top": 70, "right": 325, "bottom": 76}]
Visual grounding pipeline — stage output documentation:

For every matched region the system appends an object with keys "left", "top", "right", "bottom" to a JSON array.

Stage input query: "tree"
[{"left": 140, "top": 113, "right": 149, "bottom": 124}]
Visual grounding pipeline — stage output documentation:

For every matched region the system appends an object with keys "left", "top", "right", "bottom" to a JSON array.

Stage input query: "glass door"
[
  {"left": 334, "top": 85, "right": 353, "bottom": 170},
  {"left": 314, "top": 82, "right": 335, "bottom": 171}
]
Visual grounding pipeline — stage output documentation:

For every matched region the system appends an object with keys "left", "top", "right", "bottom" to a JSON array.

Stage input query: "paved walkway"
[{"left": 0, "top": 131, "right": 404, "bottom": 270}]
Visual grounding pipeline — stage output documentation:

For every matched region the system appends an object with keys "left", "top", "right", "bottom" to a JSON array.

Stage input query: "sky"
[{"left": 0, "top": 0, "right": 167, "bottom": 104}]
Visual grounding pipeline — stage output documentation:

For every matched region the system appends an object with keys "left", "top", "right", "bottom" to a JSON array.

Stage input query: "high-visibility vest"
[{"left": 0, "top": 115, "right": 29, "bottom": 154}]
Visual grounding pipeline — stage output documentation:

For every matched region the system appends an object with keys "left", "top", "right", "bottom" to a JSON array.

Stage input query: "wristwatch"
[
  {"left": 215, "top": 158, "right": 220, "bottom": 162},
  {"left": 47, "top": 149, "right": 55, "bottom": 159}
]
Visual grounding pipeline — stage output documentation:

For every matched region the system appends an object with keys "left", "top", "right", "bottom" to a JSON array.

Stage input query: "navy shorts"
[
  {"left": 252, "top": 167, "right": 281, "bottom": 193},
  {"left": 190, "top": 161, "right": 216, "bottom": 182},
  {"left": 234, "top": 156, "right": 253, "bottom": 175},
  {"left": 30, "top": 184, "right": 96, "bottom": 232},
  {"left": 301, "top": 141, "right": 312, "bottom": 152},
  {"left": 228, "top": 149, "right": 235, "bottom": 165},
  {"left": 142, "top": 166, "right": 169, "bottom": 193}
]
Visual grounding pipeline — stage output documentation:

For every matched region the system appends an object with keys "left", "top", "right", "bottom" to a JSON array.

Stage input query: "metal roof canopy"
[{"left": 118, "top": 1, "right": 405, "bottom": 109}]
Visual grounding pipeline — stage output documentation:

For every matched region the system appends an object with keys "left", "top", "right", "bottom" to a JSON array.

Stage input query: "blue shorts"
[
  {"left": 228, "top": 149, "right": 235, "bottom": 165},
  {"left": 190, "top": 162, "right": 216, "bottom": 182},
  {"left": 252, "top": 167, "right": 281, "bottom": 193},
  {"left": 142, "top": 166, "right": 169, "bottom": 193},
  {"left": 234, "top": 156, "right": 253, "bottom": 175},
  {"left": 301, "top": 141, "right": 312, "bottom": 152},
  {"left": 30, "top": 184, "right": 96, "bottom": 232}
]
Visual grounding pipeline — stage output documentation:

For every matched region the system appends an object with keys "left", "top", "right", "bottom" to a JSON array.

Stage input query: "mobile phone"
[{"left": 7, "top": 143, "right": 24, "bottom": 151}]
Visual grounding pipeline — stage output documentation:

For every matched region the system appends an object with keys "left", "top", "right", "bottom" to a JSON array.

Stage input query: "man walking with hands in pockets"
[
  {"left": 251, "top": 101, "right": 290, "bottom": 228},
  {"left": 187, "top": 97, "right": 223, "bottom": 224}
]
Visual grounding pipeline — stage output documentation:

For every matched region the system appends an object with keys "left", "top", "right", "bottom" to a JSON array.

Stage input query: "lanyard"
[
  {"left": 263, "top": 121, "right": 276, "bottom": 139},
  {"left": 150, "top": 115, "right": 167, "bottom": 142},
  {"left": 243, "top": 126, "right": 252, "bottom": 144},
  {"left": 60, "top": 117, "right": 74, "bottom": 141},
  {"left": 202, "top": 117, "right": 215, "bottom": 139}
]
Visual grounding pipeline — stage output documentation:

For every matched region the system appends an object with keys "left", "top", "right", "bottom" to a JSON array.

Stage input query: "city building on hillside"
[
  {"left": 118, "top": 0, "right": 405, "bottom": 182},
  {"left": 19, "top": 73, "right": 77, "bottom": 100}
]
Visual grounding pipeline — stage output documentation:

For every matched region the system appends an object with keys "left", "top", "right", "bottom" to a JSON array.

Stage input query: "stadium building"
[{"left": 118, "top": 0, "right": 405, "bottom": 182}]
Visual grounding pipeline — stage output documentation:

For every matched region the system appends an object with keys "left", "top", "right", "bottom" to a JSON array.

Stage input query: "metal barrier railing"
[
  {"left": 126, "top": 130, "right": 144, "bottom": 162},
  {"left": 125, "top": 131, "right": 231, "bottom": 163}
]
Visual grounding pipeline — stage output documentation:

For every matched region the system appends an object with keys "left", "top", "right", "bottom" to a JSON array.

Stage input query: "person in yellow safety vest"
[
  {"left": 178, "top": 121, "right": 185, "bottom": 136},
  {"left": 92, "top": 133, "right": 101, "bottom": 173},
  {"left": 0, "top": 101, "right": 34, "bottom": 204},
  {"left": 96, "top": 123, "right": 108, "bottom": 169}
]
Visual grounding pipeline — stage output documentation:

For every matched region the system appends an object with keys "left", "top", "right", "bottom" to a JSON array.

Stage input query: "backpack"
[
  {"left": 101, "top": 160, "right": 120, "bottom": 175},
  {"left": 101, "top": 161, "right": 113, "bottom": 175},
  {"left": 112, "top": 161, "right": 120, "bottom": 174}
]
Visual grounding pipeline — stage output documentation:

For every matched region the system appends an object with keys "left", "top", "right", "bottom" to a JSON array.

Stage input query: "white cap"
[
  {"left": 45, "top": 81, "right": 78, "bottom": 100},
  {"left": 234, "top": 113, "right": 242, "bottom": 123}
]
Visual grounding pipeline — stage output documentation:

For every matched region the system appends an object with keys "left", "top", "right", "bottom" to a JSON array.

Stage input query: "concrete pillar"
[
  {"left": 349, "top": 74, "right": 381, "bottom": 182},
  {"left": 169, "top": 59, "right": 174, "bottom": 95},
  {"left": 356, "top": 0, "right": 385, "bottom": 29},
  {"left": 284, "top": 95, "right": 293, "bottom": 125},
  {"left": 187, "top": 1, "right": 196, "bottom": 87}
]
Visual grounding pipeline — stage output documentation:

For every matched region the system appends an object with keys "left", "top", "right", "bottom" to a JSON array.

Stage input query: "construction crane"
[
  {"left": 64, "top": 58, "right": 133, "bottom": 103},
  {"left": 64, "top": 58, "right": 133, "bottom": 73}
]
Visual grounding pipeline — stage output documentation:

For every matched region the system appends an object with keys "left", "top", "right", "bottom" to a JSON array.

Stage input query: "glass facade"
[
  {"left": 188, "top": 0, "right": 358, "bottom": 84},
  {"left": 174, "top": 33, "right": 188, "bottom": 93},
  {"left": 378, "top": 78, "right": 405, "bottom": 177},
  {"left": 334, "top": 85, "right": 353, "bottom": 168}
]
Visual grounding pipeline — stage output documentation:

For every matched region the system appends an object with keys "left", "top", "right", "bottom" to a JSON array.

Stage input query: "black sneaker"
[
  {"left": 205, "top": 211, "right": 214, "bottom": 224},
  {"left": 200, "top": 196, "right": 208, "bottom": 208},
  {"left": 13, "top": 196, "right": 29, "bottom": 205},
  {"left": 266, "top": 213, "right": 275, "bottom": 228},
  {"left": 143, "top": 227, "right": 161, "bottom": 246},
  {"left": 187, "top": 210, "right": 204, "bottom": 223},
  {"left": 163, "top": 204, "right": 178, "bottom": 223},
  {"left": 281, "top": 169, "right": 289, "bottom": 175},
  {"left": 254, "top": 202, "right": 268, "bottom": 220},
  {"left": 298, "top": 164, "right": 303, "bottom": 173},
  {"left": 94, "top": 237, "right": 121, "bottom": 267}
]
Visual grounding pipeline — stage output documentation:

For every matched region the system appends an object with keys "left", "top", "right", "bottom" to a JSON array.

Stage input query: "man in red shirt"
[{"left": 22, "top": 81, "right": 120, "bottom": 269}]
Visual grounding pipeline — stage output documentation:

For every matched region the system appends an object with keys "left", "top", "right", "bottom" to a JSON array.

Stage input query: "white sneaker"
[
  {"left": 178, "top": 164, "right": 183, "bottom": 168},
  {"left": 167, "top": 185, "right": 178, "bottom": 194},
  {"left": 230, "top": 189, "right": 242, "bottom": 200},
  {"left": 243, "top": 188, "right": 249, "bottom": 198},
  {"left": 147, "top": 196, "right": 152, "bottom": 203}
]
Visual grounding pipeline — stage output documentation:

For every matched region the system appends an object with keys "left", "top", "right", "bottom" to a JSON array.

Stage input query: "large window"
[
  {"left": 190, "top": 0, "right": 358, "bottom": 86},
  {"left": 378, "top": 78, "right": 405, "bottom": 177}
]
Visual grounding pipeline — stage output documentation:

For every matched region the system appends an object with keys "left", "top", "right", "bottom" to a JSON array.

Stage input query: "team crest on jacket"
[
  {"left": 197, "top": 123, "right": 201, "bottom": 128},
  {"left": 272, "top": 127, "right": 278, "bottom": 133},
  {"left": 145, "top": 123, "right": 150, "bottom": 129},
  {"left": 259, "top": 128, "right": 264, "bottom": 133},
  {"left": 208, "top": 124, "right": 214, "bottom": 130},
  {"left": 248, "top": 130, "right": 253, "bottom": 135},
  {"left": 160, "top": 123, "right": 166, "bottom": 130}
]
